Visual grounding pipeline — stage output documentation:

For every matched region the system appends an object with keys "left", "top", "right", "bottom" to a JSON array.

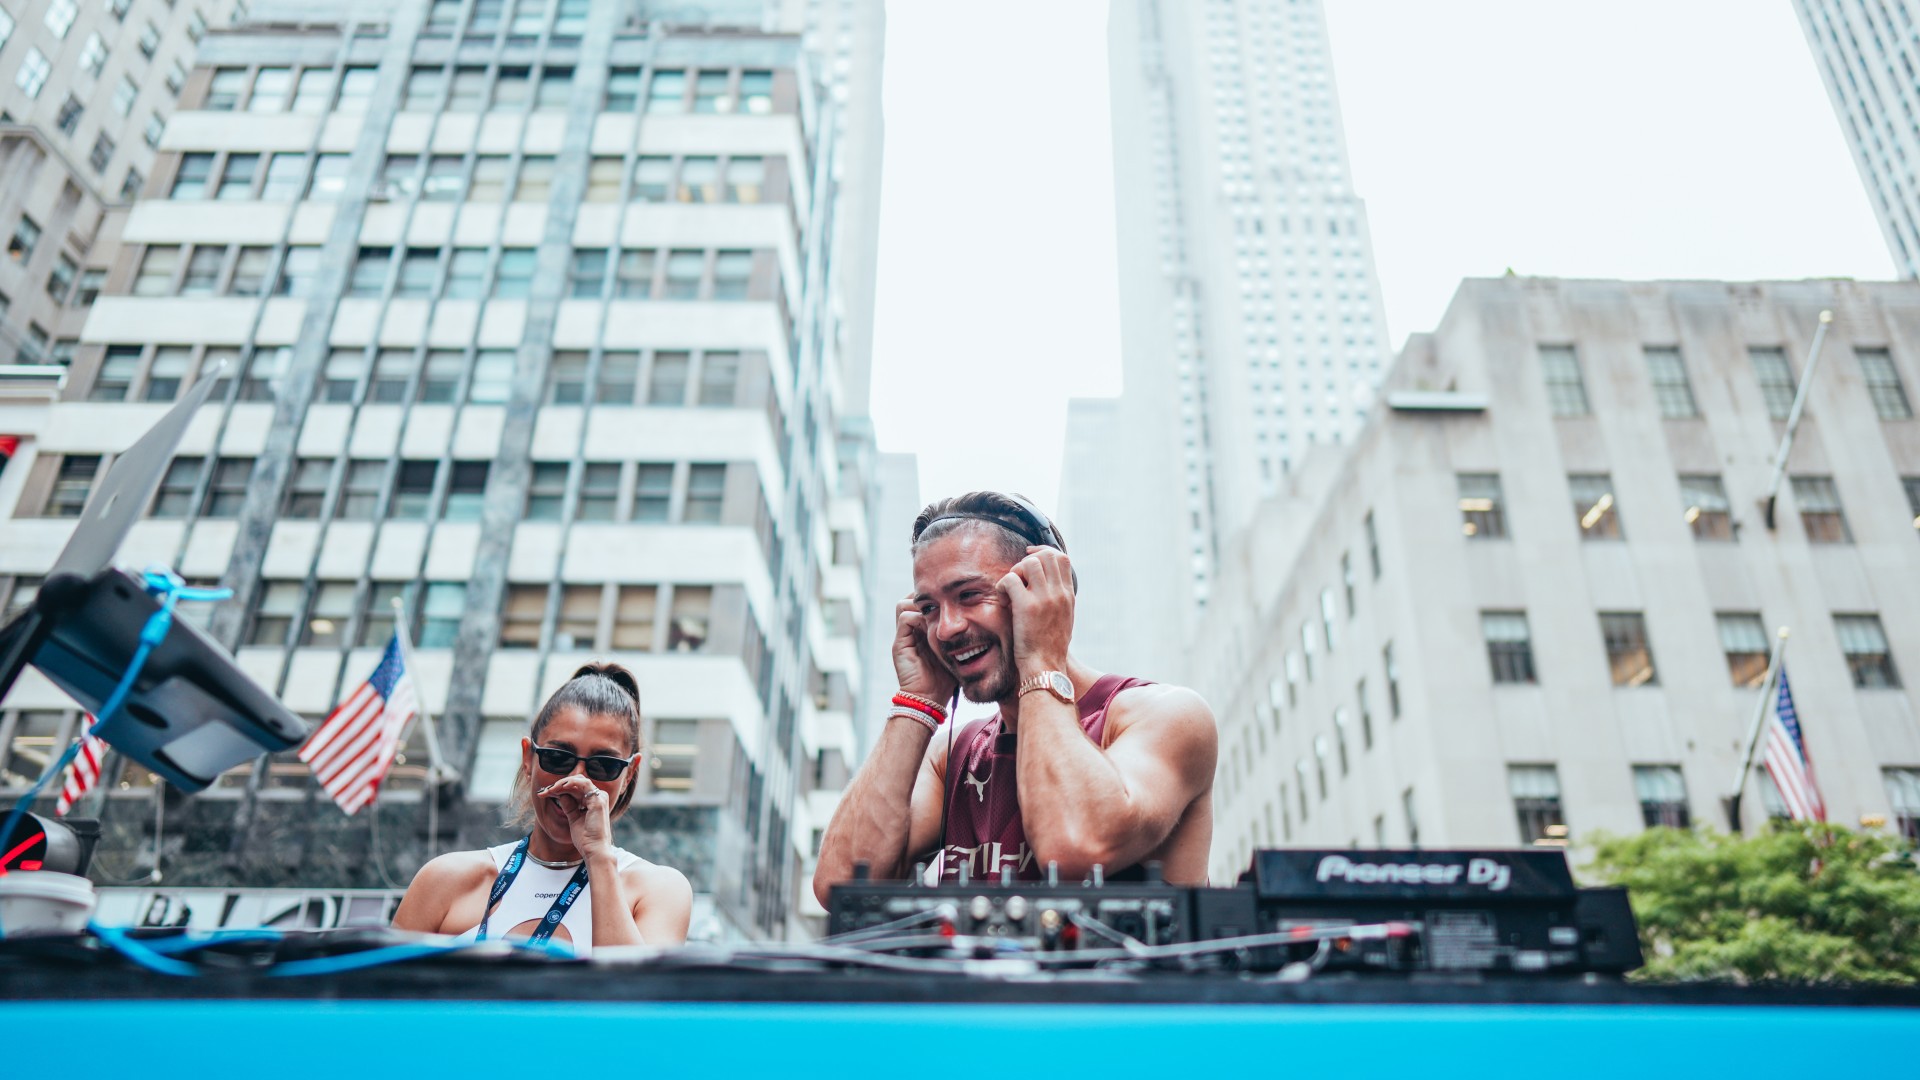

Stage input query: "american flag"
[
  {"left": 1763, "top": 665, "right": 1826, "bottom": 822},
  {"left": 299, "top": 635, "right": 418, "bottom": 815},
  {"left": 55, "top": 722, "right": 106, "bottom": 817}
]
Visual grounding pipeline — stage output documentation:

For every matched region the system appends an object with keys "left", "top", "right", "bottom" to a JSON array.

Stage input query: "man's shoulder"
[{"left": 1106, "top": 679, "right": 1215, "bottom": 736}]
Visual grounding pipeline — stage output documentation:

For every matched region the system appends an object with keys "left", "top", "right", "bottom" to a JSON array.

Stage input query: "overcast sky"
[{"left": 866, "top": 0, "right": 1896, "bottom": 516}]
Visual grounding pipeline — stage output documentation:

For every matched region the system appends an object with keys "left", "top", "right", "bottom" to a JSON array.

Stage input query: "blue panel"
[{"left": 3, "top": 1001, "right": 1915, "bottom": 1079}]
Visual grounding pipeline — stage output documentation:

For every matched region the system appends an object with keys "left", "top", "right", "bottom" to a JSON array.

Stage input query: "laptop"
[{"left": 0, "top": 366, "right": 310, "bottom": 793}]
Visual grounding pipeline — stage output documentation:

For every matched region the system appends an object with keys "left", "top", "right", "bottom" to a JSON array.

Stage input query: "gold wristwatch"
[{"left": 1017, "top": 670, "right": 1075, "bottom": 705}]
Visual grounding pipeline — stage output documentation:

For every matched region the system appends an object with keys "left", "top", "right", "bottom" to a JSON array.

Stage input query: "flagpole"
[
  {"left": 1762, "top": 310, "right": 1832, "bottom": 530},
  {"left": 1724, "top": 626, "right": 1789, "bottom": 832},
  {"left": 391, "top": 596, "right": 455, "bottom": 786}
]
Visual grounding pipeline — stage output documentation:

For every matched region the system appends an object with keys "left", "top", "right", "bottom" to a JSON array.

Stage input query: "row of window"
[
  {"left": 1539, "top": 342, "right": 1914, "bottom": 422},
  {"left": 1507, "top": 764, "right": 1920, "bottom": 845},
  {"left": 421, "top": 0, "right": 591, "bottom": 43},
  {"left": 170, "top": 149, "right": 779, "bottom": 207},
  {"left": 497, "top": 582, "right": 712, "bottom": 654},
  {"left": 1456, "top": 470, "right": 1903, "bottom": 544},
  {"left": 1479, "top": 609, "right": 1901, "bottom": 689}
]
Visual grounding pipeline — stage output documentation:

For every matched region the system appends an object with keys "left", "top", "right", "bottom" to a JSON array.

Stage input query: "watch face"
[{"left": 1048, "top": 672, "right": 1073, "bottom": 699}]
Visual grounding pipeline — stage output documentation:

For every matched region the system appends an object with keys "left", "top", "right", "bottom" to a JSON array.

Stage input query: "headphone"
[{"left": 913, "top": 491, "right": 1068, "bottom": 554}]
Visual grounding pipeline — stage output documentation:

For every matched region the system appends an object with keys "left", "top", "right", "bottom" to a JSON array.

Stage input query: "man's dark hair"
[{"left": 911, "top": 491, "right": 1075, "bottom": 590}]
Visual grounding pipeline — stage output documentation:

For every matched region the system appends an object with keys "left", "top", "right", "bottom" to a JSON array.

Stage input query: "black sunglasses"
[{"left": 531, "top": 744, "right": 638, "bottom": 782}]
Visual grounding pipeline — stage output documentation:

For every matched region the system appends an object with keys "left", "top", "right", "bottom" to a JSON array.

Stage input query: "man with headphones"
[{"left": 812, "top": 491, "right": 1217, "bottom": 899}]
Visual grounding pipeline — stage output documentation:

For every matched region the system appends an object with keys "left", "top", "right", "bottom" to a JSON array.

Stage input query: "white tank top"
[{"left": 451, "top": 840, "right": 645, "bottom": 957}]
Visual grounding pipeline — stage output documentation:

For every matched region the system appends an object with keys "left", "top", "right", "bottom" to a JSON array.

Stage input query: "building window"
[
  {"left": 43, "top": 455, "right": 102, "bottom": 517},
  {"left": 1312, "top": 735, "right": 1330, "bottom": 798},
  {"left": 73, "top": 268, "right": 107, "bottom": 307},
  {"left": 684, "top": 464, "right": 726, "bottom": 523},
  {"left": 586, "top": 157, "right": 623, "bottom": 202},
  {"left": 535, "top": 68, "right": 571, "bottom": 109},
  {"left": 444, "top": 248, "right": 488, "bottom": 298},
  {"left": 667, "top": 586, "right": 711, "bottom": 651},
  {"left": 1599, "top": 611, "right": 1657, "bottom": 686},
  {"left": 568, "top": 249, "right": 607, "bottom": 299},
  {"left": 596, "top": 351, "right": 639, "bottom": 404},
  {"left": 200, "top": 458, "right": 254, "bottom": 517},
  {"left": 1569, "top": 473, "right": 1621, "bottom": 539},
  {"left": 55, "top": 94, "right": 83, "bottom": 135},
  {"left": 136, "top": 20, "right": 159, "bottom": 58},
  {"left": 1678, "top": 473, "right": 1732, "bottom": 540},
  {"left": 661, "top": 249, "right": 704, "bottom": 299},
  {"left": 1717, "top": 612, "right": 1770, "bottom": 687},
  {"left": 492, "top": 66, "right": 531, "bottom": 106},
  {"left": 646, "top": 69, "right": 687, "bottom": 113},
  {"left": 1904, "top": 476, "right": 1920, "bottom": 536},
  {"left": 418, "top": 583, "right": 465, "bottom": 648},
  {"left": 1750, "top": 346, "right": 1796, "bottom": 419},
  {"left": 605, "top": 68, "right": 641, "bottom": 111},
  {"left": 648, "top": 352, "right": 690, "bottom": 404},
  {"left": 358, "top": 582, "right": 409, "bottom": 646},
  {"left": 741, "top": 70, "right": 773, "bottom": 113},
  {"left": 443, "top": 462, "right": 489, "bottom": 521},
  {"left": 1539, "top": 344, "right": 1590, "bottom": 416},
  {"left": 576, "top": 463, "right": 619, "bottom": 521},
  {"left": 1885, "top": 768, "right": 1920, "bottom": 844},
  {"left": 150, "top": 457, "right": 203, "bottom": 517},
  {"left": 447, "top": 67, "right": 487, "bottom": 111},
  {"left": 650, "top": 719, "right": 698, "bottom": 793},
  {"left": 142, "top": 347, "right": 190, "bottom": 401},
  {"left": 112, "top": 75, "right": 139, "bottom": 117},
  {"left": 1644, "top": 346, "right": 1697, "bottom": 418},
  {"left": 239, "top": 346, "right": 291, "bottom": 402},
  {"left": 79, "top": 31, "right": 107, "bottom": 77},
  {"left": 180, "top": 246, "right": 224, "bottom": 296},
  {"left": 1383, "top": 642, "right": 1400, "bottom": 717},
  {"left": 632, "top": 157, "right": 672, "bottom": 202},
  {"left": 613, "top": 586, "right": 657, "bottom": 651},
  {"left": 696, "top": 352, "right": 739, "bottom": 406},
  {"left": 144, "top": 113, "right": 166, "bottom": 149},
  {"left": 348, "top": 247, "right": 391, "bottom": 297},
  {"left": 15, "top": 48, "right": 51, "bottom": 98},
  {"left": 229, "top": 246, "right": 273, "bottom": 297},
  {"left": 390, "top": 461, "right": 439, "bottom": 519},
  {"left": 419, "top": 351, "right": 464, "bottom": 403},
  {"left": 403, "top": 67, "right": 445, "bottom": 110},
  {"left": 514, "top": 157, "right": 554, "bottom": 203},
  {"left": 1790, "top": 475, "right": 1850, "bottom": 543},
  {"left": 322, "top": 348, "right": 365, "bottom": 402},
  {"left": 677, "top": 156, "right": 720, "bottom": 202},
  {"left": 283, "top": 458, "right": 331, "bottom": 518},
  {"left": 712, "top": 250, "right": 754, "bottom": 300},
  {"left": 554, "top": 586, "right": 600, "bottom": 650},
  {"left": 726, "top": 156, "right": 765, "bottom": 203},
  {"left": 1456, "top": 472, "right": 1505, "bottom": 538},
  {"left": 1853, "top": 348, "right": 1913, "bottom": 419},
  {"left": 119, "top": 167, "right": 145, "bottom": 202},
  {"left": 615, "top": 248, "right": 655, "bottom": 298},
  {"left": 469, "top": 350, "right": 514, "bottom": 403},
  {"left": 1364, "top": 510, "right": 1380, "bottom": 578},
  {"left": 1332, "top": 708, "right": 1351, "bottom": 775},
  {"left": 9, "top": 215, "right": 41, "bottom": 264},
  {"left": 1634, "top": 765, "right": 1690, "bottom": 829},
  {"left": 248, "top": 582, "right": 302, "bottom": 646},
  {"left": 1482, "top": 611, "right": 1536, "bottom": 684},
  {"left": 1341, "top": 552, "right": 1356, "bottom": 616},
  {"left": 1835, "top": 614, "right": 1900, "bottom": 688},
  {"left": 493, "top": 250, "right": 535, "bottom": 298},
  {"left": 547, "top": 352, "right": 588, "bottom": 404},
  {"left": 525, "top": 462, "right": 568, "bottom": 521},
  {"left": 86, "top": 132, "right": 115, "bottom": 175},
  {"left": 396, "top": 248, "right": 439, "bottom": 298},
  {"left": 499, "top": 585, "right": 546, "bottom": 649},
  {"left": 1509, "top": 765, "right": 1566, "bottom": 846},
  {"left": 291, "top": 69, "right": 332, "bottom": 113},
  {"left": 47, "top": 253, "right": 77, "bottom": 302},
  {"left": 368, "top": 350, "right": 415, "bottom": 402},
  {"left": 301, "top": 582, "right": 354, "bottom": 646},
  {"left": 632, "top": 464, "right": 673, "bottom": 522}
]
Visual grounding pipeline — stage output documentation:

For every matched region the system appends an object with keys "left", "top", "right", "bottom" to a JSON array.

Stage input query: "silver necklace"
[{"left": 526, "top": 851, "right": 583, "bottom": 869}]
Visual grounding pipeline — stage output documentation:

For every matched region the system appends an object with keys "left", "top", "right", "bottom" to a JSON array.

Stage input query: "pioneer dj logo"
[{"left": 1314, "top": 854, "right": 1513, "bottom": 892}]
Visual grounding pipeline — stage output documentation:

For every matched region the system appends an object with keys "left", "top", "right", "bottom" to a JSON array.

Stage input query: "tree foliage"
[{"left": 1585, "top": 824, "right": 1920, "bottom": 985}]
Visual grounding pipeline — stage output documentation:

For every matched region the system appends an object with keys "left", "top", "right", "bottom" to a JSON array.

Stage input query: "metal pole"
[
  {"left": 391, "top": 596, "right": 455, "bottom": 785},
  {"left": 1724, "top": 626, "right": 1789, "bottom": 831},
  {"left": 1763, "top": 310, "right": 1833, "bottom": 529}
]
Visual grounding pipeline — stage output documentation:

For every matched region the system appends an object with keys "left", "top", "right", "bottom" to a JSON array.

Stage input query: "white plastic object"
[{"left": 0, "top": 870, "right": 97, "bottom": 936}]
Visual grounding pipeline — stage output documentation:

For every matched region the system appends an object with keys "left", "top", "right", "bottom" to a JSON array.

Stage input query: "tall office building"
[
  {"left": 0, "top": 0, "right": 884, "bottom": 942},
  {"left": 2, "top": 0, "right": 242, "bottom": 369},
  {"left": 1795, "top": 0, "right": 1920, "bottom": 279},
  {"left": 1196, "top": 276, "right": 1920, "bottom": 881},
  {"left": 1065, "top": 0, "right": 1393, "bottom": 679}
]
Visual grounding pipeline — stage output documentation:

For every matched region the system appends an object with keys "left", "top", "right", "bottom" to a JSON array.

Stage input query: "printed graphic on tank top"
[
  {"left": 936, "top": 673, "right": 1153, "bottom": 883},
  {"left": 450, "top": 840, "right": 644, "bottom": 956}
]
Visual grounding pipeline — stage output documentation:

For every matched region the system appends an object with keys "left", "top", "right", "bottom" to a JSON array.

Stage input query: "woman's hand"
[{"left": 538, "top": 774, "right": 615, "bottom": 860}]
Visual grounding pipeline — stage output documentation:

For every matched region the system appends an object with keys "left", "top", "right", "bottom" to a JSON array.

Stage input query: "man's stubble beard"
[{"left": 961, "top": 652, "right": 1019, "bottom": 706}]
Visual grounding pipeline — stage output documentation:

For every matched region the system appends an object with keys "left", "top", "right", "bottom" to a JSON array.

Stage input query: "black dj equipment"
[{"left": 825, "top": 848, "right": 1643, "bottom": 976}]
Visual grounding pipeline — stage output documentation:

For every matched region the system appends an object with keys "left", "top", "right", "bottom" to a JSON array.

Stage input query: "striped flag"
[
  {"left": 55, "top": 722, "right": 106, "bottom": 817},
  {"left": 299, "top": 635, "right": 418, "bottom": 815},
  {"left": 1762, "top": 665, "right": 1826, "bottom": 822}
]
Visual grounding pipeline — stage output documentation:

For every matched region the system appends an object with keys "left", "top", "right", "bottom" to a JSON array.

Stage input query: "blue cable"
[
  {"left": 87, "top": 921, "right": 202, "bottom": 977},
  {"left": 0, "top": 569, "right": 229, "bottom": 938}
]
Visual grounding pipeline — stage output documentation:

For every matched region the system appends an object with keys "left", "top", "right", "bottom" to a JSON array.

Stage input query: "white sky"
[{"left": 867, "top": 0, "right": 1897, "bottom": 516}]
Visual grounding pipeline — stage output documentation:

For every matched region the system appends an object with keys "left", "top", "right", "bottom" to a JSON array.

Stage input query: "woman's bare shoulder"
[
  {"left": 622, "top": 856, "right": 692, "bottom": 901},
  {"left": 413, "top": 848, "right": 500, "bottom": 891}
]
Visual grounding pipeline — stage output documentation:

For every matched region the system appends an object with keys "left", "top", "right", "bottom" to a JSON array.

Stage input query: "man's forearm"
[
  {"left": 812, "top": 716, "right": 934, "bottom": 902},
  {"left": 1016, "top": 699, "right": 1139, "bottom": 874}
]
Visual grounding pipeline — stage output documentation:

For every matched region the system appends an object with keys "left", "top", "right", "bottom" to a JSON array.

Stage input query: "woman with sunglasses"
[{"left": 393, "top": 662, "right": 692, "bottom": 951}]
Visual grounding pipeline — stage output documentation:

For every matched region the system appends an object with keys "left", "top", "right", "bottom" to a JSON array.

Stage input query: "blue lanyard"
[{"left": 475, "top": 836, "right": 591, "bottom": 944}]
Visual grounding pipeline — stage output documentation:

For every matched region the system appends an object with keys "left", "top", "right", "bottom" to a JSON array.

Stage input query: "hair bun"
[{"left": 572, "top": 661, "right": 641, "bottom": 709}]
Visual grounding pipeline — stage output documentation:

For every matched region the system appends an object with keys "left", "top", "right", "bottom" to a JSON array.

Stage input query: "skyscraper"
[
  {"left": 0, "top": 0, "right": 884, "bottom": 942},
  {"left": 1063, "top": 0, "right": 1393, "bottom": 679},
  {"left": 1795, "top": 0, "right": 1920, "bottom": 279}
]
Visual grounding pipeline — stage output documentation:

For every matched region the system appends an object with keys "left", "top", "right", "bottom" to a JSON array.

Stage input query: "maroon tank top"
[{"left": 936, "top": 673, "right": 1152, "bottom": 883}]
